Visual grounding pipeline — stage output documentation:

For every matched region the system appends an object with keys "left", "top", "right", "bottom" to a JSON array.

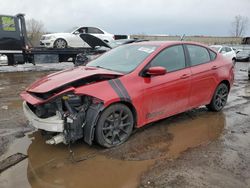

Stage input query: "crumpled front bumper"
[{"left": 23, "top": 102, "right": 64, "bottom": 132}]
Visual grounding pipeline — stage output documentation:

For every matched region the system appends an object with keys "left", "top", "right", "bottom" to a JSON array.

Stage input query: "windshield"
[{"left": 87, "top": 44, "right": 158, "bottom": 73}]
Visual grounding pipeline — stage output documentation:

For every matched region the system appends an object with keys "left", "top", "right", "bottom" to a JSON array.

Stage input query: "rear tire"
[
  {"left": 95, "top": 104, "right": 134, "bottom": 148},
  {"left": 206, "top": 83, "right": 229, "bottom": 112}
]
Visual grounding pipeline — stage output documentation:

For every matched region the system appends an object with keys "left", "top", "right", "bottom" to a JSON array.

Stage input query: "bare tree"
[
  {"left": 26, "top": 18, "right": 45, "bottom": 46},
  {"left": 230, "top": 15, "right": 248, "bottom": 37}
]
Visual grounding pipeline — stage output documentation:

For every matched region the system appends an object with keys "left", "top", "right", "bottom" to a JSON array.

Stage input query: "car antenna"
[{"left": 180, "top": 34, "right": 185, "bottom": 41}]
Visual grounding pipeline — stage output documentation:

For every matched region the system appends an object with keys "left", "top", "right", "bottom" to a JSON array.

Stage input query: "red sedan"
[{"left": 21, "top": 41, "right": 234, "bottom": 147}]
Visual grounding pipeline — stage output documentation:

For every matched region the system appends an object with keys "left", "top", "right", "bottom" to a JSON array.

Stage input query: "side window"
[
  {"left": 209, "top": 50, "right": 217, "bottom": 61},
  {"left": 150, "top": 45, "right": 186, "bottom": 72},
  {"left": 78, "top": 27, "right": 87, "bottom": 34},
  {"left": 220, "top": 47, "right": 226, "bottom": 53},
  {"left": 225, "top": 47, "right": 231, "bottom": 52},
  {"left": 88, "top": 27, "right": 104, "bottom": 34},
  {"left": 186, "top": 45, "right": 211, "bottom": 66}
]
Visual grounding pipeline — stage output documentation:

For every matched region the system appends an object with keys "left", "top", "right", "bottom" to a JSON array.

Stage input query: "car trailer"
[{"left": 0, "top": 14, "right": 110, "bottom": 65}]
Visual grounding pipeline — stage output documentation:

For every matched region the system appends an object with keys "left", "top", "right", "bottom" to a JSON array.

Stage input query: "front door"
[{"left": 140, "top": 45, "right": 191, "bottom": 126}]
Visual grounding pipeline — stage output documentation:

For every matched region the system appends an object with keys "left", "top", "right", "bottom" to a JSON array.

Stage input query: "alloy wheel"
[{"left": 102, "top": 109, "right": 132, "bottom": 145}]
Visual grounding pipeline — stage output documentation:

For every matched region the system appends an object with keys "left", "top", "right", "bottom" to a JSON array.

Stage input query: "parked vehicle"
[
  {"left": 0, "top": 14, "right": 111, "bottom": 65},
  {"left": 74, "top": 37, "right": 147, "bottom": 66},
  {"left": 21, "top": 41, "right": 234, "bottom": 147},
  {"left": 236, "top": 50, "right": 250, "bottom": 62},
  {"left": 242, "top": 37, "right": 250, "bottom": 44},
  {"left": 210, "top": 45, "right": 236, "bottom": 63},
  {"left": 40, "top": 27, "right": 114, "bottom": 48},
  {"left": 108, "top": 38, "right": 148, "bottom": 48}
]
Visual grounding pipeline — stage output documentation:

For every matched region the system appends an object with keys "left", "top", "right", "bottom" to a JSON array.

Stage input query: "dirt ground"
[{"left": 0, "top": 62, "right": 249, "bottom": 188}]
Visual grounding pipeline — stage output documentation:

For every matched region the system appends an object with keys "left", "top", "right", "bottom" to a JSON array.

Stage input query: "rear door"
[
  {"left": 185, "top": 44, "right": 218, "bottom": 108},
  {"left": 140, "top": 45, "right": 192, "bottom": 124}
]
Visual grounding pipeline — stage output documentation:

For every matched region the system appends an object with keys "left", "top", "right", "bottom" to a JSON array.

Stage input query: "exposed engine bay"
[
  {"left": 22, "top": 73, "right": 121, "bottom": 145},
  {"left": 27, "top": 94, "right": 90, "bottom": 144}
]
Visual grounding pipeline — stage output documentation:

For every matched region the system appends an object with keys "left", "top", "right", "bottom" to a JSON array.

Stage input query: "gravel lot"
[{"left": 0, "top": 61, "right": 249, "bottom": 188}]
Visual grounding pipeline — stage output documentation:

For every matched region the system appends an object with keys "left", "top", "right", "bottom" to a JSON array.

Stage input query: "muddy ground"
[{"left": 0, "top": 62, "right": 249, "bottom": 188}]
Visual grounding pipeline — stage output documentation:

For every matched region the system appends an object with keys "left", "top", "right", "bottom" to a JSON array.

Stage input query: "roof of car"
[
  {"left": 129, "top": 41, "right": 208, "bottom": 47},
  {"left": 210, "top": 45, "right": 232, "bottom": 48}
]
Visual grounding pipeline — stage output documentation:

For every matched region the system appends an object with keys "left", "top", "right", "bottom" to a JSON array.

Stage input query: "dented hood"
[{"left": 27, "top": 66, "right": 123, "bottom": 93}]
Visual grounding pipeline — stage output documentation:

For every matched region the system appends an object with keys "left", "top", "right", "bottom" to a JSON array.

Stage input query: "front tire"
[
  {"left": 53, "top": 39, "right": 67, "bottom": 48},
  {"left": 206, "top": 83, "right": 229, "bottom": 112},
  {"left": 95, "top": 104, "right": 134, "bottom": 148}
]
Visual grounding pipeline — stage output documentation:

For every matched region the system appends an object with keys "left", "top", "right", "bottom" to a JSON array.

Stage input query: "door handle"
[
  {"left": 180, "top": 74, "right": 190, "bottom": 79},
  {"left": 211, "top": 66, "right": 218, "bottom": 70}
]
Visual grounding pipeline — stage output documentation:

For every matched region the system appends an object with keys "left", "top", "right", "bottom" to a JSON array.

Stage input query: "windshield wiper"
[{"left": 93, "top": 65, "right": 115, "bottom": 72}]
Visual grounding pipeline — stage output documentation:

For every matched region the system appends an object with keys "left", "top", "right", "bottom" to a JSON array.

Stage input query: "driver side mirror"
[{"left": 145, "top": 66, "right": 166, "bottom": 76}]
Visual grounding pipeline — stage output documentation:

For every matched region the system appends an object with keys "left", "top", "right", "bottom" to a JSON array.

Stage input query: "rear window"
[
  {"left": 0, "top": 16, "right": 16, "bottom": 31},
  {"left": 186, "top": 45, "right": 211, "bottom": 66},
  {"left": 88, "top": 27, "right": 104, "bottom": 34}
]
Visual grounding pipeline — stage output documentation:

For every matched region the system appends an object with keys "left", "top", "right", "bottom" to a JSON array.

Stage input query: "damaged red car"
[{"left": 21, "top": 41, "right": 234, "bottom": 148}]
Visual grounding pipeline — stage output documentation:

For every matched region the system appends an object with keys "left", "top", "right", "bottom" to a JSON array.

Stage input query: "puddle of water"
[
  {"left": 166, "top": 112, "right": 225, "bottom": 158},
  {"left": 107, "top": 109, "right": 225, "bottom": 161},
  {"left": 0, "top": 108, "right": 226, "bottom": 188},
  {"left": 25, "top": 132, "right": 153, "bottom": 188},
  {"left": 0, "top": 132, "right": 153, "bottom": 188}
]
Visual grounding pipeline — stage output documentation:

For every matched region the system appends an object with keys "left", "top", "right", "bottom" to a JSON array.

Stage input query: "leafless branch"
[
  {"left": 230, "top": 15, "right": 248, "bottom": 37},
  {"left": 26, "top": 18, "right": 45, "bottom": 46}
]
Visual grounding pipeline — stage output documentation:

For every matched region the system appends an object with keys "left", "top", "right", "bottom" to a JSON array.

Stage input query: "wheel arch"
[
  {"left": 208, "top": 79, "right": 231, "bottom": 106},
  {"left": 102, "top": 100, "right": 137, "bottom": 127},
  {"left": 206, "top": 80, "right": 230, "bottom": 111},
  {"left": 115, "top": 101, "right": 137, "bottom": 127},
  {"left": 83, "top": 100, "right": 137, "bottom": 145},
  {"left": 219, "top": 80, "right": 231, "bottom": 91},
  {"left": 53, "top": 38, "right": 68, "bottom": 47}
]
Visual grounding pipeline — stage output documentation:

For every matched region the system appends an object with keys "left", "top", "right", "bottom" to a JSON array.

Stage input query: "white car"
[
  {"left": 210, "top": 45, "right": 236, "bottom": 63},
  {"left": 40, "top": 27, "right": 114, "bottom": 48}
]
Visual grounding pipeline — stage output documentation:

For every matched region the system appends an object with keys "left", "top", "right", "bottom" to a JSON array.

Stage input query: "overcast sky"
[{"left": 0, "top": 0, "right": 249, "bottom": 36}]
